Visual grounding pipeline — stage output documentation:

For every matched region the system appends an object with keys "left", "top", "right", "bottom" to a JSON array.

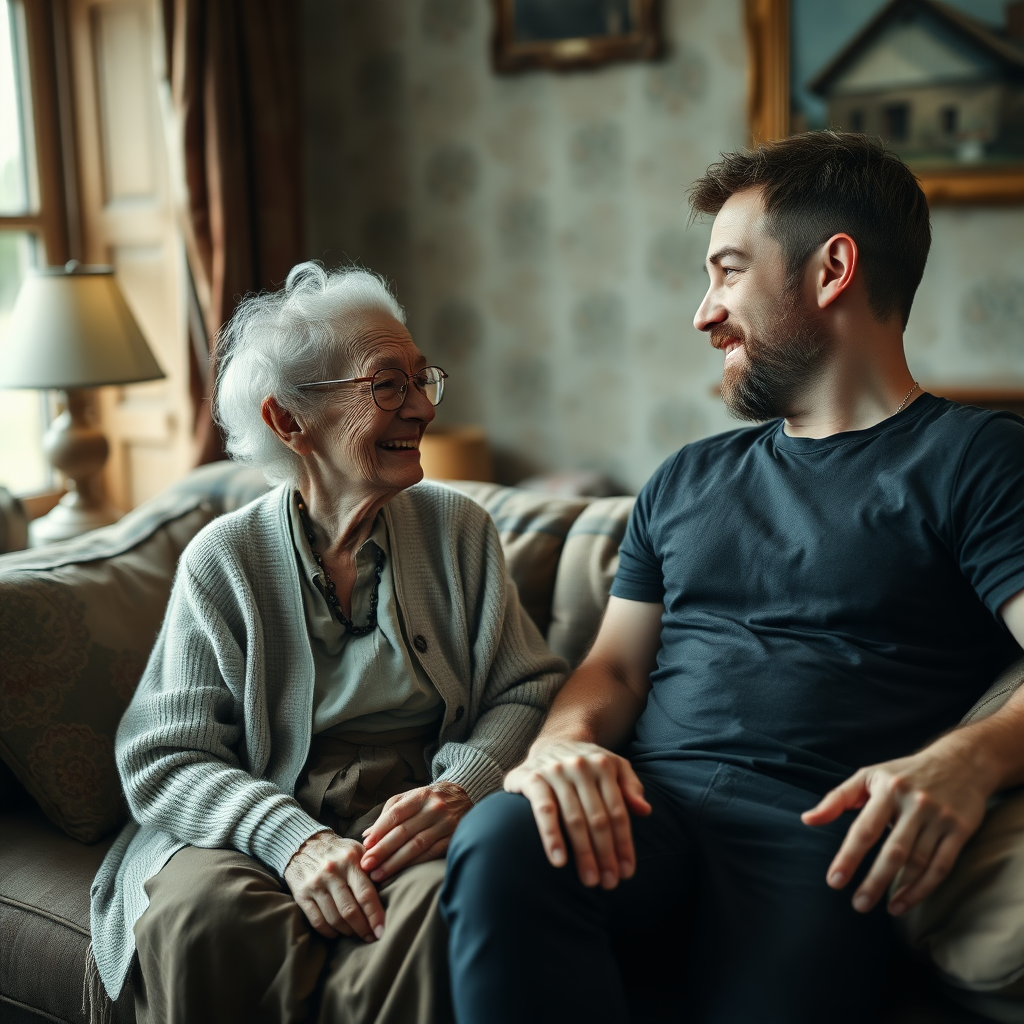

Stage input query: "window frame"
[
  {"left": 1, "top": 0, "right": 76, "bottom": 503},
  {"left": 1, "top": 0, "right": 73, "bottom": 264}
]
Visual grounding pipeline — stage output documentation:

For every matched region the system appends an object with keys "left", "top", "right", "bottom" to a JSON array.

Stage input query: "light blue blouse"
[{"left": 288, "top": 492, "right": 443, "bottom": 734}]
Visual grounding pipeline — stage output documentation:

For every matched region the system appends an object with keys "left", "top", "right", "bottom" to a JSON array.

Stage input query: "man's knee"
[
  {"left": 448, "top": 792, "right": 545, "bottom": 873},
  {"left": 442, "top": 791, "right": 556, "bottom": 925}
]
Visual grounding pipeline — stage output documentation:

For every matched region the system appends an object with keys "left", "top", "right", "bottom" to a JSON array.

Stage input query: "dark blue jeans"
[{"left": 441, "top": 760, "right": 895, "bottom": 1024}]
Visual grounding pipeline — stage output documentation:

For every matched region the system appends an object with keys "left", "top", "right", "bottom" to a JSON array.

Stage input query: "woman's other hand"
[
  {"left": 359, "top": 782, "right": 472, "bottom": 882},
  {"left": 284, "top": 831, "right": 385, "bottom": 941}
]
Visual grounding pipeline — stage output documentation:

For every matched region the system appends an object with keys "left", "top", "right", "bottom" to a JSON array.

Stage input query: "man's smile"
[{"left": 722, "top": 340, "right": 743, "bottom": 363}]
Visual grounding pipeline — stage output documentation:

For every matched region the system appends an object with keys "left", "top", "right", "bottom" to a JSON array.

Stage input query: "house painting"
[{"left": 808, "top": 0, "right": 1024, "bottom": 164}]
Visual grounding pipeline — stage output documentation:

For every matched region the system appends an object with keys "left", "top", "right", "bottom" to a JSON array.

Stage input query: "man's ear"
[
  {"left": 814, "top": 233, "right": 858, "bottom": 311},
  {"left": 261, "top": 396, "right": 313, "bottom": 456}
]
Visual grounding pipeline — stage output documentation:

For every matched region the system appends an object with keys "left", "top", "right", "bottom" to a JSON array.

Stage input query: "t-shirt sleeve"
[
  {"left": 610, "top": 464, "right": 666, "bottom": 604},
  {"left": 952, "top": 413, "right": 1024, "bottom": 617}
]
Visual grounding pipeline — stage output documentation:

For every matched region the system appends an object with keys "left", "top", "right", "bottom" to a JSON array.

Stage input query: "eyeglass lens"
[{"left": 370, "top": 367, "right": 445, "bottom": 410}]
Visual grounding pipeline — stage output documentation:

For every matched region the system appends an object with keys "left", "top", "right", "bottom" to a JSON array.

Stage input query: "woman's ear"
[
  {"left": 814, "top": 233, "right": 858, "bottom": 311},
  {"left": 261, "top": 396, "right": 313, "bottom": 456}
]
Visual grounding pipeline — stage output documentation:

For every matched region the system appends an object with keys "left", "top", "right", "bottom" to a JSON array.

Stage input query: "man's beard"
[{"left": 714, "top": 291, "right": 831, "bottom": 422}]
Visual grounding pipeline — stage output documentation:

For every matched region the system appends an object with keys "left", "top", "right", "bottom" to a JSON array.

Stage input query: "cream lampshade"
[{"left": 0, "top": 262, "right": 165, "bottom": 545}]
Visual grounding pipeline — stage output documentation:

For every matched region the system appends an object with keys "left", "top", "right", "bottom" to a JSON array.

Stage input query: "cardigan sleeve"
[
  {"left": 115, "top": 546, "right": 326, "bottom": 876},
  {"left": 430, "top": 509, "right": 568, "bottom": 802}
]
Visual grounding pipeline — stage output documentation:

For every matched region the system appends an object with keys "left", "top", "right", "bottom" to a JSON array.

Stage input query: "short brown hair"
[{"left": 689, "top": 132, "right": 930, "bottom": 329}]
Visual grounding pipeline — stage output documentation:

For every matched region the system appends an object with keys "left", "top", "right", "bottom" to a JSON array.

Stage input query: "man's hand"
[
  {"left": 284, "top": 831, "right": 385, "bottom": 941},
  {"left": 801, "top": 737, "right": 993, "bottom": 916},
  {"left": 359, "top": 782, "right": 472, "bottom": 883},
  {"left": 504, "top": 739, "right": 652, "bottom": 890}
]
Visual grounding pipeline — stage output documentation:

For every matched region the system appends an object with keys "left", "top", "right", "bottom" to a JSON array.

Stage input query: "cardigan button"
[
  {"left": 413, "top": 634, "right": 428, "bottom": 653},
  {"left": 454, "top": 705, "right": 465, "bottom": 721}
]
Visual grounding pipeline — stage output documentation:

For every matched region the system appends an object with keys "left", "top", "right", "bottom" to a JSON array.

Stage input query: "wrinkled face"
[
  {"left": 307, "top": 311, "right": 435, "bottom": 497},
  {"left": 693, "top": 189, "right": 830, "bottom": 421}
]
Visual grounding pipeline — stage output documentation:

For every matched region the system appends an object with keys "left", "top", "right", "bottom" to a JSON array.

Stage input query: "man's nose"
[{"left": 694, "top": 288, "right": 727, "bottom": 333}]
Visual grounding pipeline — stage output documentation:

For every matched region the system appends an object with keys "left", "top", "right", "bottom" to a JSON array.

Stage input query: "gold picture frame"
[
  {"left": 492, "top": 0, "right": 661, "bottom": 74},
  {"left": 745, "top": 0, "right": 1024, "bottom": 204}
]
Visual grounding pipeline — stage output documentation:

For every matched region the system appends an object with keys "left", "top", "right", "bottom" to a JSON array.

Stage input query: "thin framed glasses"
[{"left": 296, "top": 365, "right": 448, "bottom": 411}]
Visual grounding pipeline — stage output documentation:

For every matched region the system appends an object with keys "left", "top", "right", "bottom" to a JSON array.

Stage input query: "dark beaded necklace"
[{"left": 296, "top": 494, "right": 384, "bottom": 637}]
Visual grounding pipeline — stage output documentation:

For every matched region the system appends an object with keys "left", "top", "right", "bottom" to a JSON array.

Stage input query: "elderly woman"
[{"left": 88, "top": 264, "right": 566, "bottom": 1024}]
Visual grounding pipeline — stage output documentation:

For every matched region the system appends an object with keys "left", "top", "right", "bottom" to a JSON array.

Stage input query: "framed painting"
[
  {"left": 492, "top": 0, "right": 661, "bottom": 73},
  {"left": 745, "top": 0, "right": 1024, "bottom": 203}
]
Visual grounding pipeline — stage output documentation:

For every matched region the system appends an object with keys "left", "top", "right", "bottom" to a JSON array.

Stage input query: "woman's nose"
[{"left": 400, "top": 384, "right": 436, "bottom": 422}]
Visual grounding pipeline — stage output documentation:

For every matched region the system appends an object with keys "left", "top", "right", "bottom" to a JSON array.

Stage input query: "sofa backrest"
[{"left": 6, "top": 459, "right": 1017, "bottom": 847}]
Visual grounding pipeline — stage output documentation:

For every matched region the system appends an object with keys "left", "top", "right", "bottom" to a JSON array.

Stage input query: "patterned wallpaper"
[{"left": 303, "top": 0, "right": 1024, "bottom": 493}]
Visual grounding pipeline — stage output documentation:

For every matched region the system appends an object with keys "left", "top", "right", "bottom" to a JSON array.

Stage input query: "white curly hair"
[{"left": 213, "top": 262, "right": 406, "bottom": 485}]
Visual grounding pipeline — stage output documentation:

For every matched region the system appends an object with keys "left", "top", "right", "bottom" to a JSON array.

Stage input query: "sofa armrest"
[{"left": 961, "top": 657, "right": 1024, "bottom": 726}]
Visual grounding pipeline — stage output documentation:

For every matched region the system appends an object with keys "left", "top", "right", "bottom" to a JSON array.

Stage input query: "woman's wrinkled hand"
[
  {"left": 359, "top": 782, "right": 472, "bottom": 882},
  {"left": 284, "top": 831, "right": 385, "bottom": 941}
]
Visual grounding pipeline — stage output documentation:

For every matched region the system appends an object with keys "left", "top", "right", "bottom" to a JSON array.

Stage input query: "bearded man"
[{"left": 439, "top": 132, "right": 1024, "bottom": 1024}]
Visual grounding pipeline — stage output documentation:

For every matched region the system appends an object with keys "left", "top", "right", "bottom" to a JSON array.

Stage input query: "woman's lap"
[{"left": 134, "top": 846, "right": 450, "bottom": 1024}]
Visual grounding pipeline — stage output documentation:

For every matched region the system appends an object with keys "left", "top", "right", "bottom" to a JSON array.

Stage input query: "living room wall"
[{"left": 302, "top": 0, "right": 1024, "bottom": 493}]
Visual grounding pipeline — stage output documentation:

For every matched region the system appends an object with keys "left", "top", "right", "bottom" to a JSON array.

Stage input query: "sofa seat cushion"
[{"left": 0, "top": 808, "right": 135, "bottom": 1023}]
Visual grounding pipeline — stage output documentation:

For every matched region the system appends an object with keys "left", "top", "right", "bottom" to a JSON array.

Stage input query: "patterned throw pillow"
[
  {"left": 0, "top": 505, "right": 216, "bottom": 842},
  {"left": 0, "top": 462, "right": 271, "bottom": 842}
]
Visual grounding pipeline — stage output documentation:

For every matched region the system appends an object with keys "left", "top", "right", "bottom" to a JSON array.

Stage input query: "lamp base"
[
  {"left": 29, "top": 490, "right": 122, "bottom": 546},
  {"left": 28, "top": 389, "right": 122, "bottom": 546}
]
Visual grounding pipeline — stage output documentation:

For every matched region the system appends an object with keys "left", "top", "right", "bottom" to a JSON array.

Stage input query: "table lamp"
[{"left": 0, "top": 262, "right": 165, "bottom": 545}]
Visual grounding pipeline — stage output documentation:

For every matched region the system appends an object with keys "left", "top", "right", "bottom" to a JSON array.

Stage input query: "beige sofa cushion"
[
  {"left": 547, "top": 496, "right": 635, "bottom": 666},
  {"left": 443, "top": 481, "right": 590, "bottom": 636},
  {"left": 898, "top": 657, "right": 1024, "bottom": 1013}
]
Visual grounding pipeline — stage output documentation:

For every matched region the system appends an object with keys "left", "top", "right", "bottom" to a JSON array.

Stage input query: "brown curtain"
[{"left": 162, "top": 0, "right": 304, "bottom": 465}]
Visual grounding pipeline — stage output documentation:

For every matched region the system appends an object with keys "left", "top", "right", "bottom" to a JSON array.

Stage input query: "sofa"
[{"left": 1, "top": 459, "right": 1022, "bottom": 1024}]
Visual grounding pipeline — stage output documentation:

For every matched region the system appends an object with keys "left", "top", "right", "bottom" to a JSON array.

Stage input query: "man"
[{"left": 439, "top": 132, "right": 1024, "bottom": 1024}]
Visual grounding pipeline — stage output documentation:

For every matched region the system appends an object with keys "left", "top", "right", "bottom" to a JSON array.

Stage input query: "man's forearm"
[
  {"left": 532, "top": 659, "right": 647, "bottom": 753},
  {"left": 940, "top": 686, "right": 1024, "bottom": 795}
]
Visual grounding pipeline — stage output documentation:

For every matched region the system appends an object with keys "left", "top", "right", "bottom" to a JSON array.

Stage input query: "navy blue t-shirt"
[{"left": 612, "top": 394, "right": 1024, "bottom": 794}]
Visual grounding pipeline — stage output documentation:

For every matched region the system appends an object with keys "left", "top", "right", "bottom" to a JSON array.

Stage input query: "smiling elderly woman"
[{"left": 88, "top": 264, "right": 566, "bottom": 1024}]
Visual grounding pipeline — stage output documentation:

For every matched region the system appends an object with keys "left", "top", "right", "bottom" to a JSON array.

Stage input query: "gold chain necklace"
[{"left": 895, "top": 381, "right": 920, "bottom": 415}]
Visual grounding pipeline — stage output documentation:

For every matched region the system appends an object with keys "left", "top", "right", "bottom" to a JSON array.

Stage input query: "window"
[
  {"left": 848, "top": 109, "right": 864, "bottom": 133},
  {"left": 883, "top": 103, "right": 910, "bottom": 143},
  {"left": 940, "top": 105, "right": 958, "bottom": 136},
  {"left": 0, "top": 0, "right": 70, "bottom": 495}
]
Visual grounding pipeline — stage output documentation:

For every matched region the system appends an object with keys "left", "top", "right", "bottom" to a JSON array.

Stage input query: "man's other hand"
[
  {"left": 801, "top": 738, "right": 991, "bottom": 916},
  {"left": 504, "top": 740, "right": 652, "bottom": 889}
]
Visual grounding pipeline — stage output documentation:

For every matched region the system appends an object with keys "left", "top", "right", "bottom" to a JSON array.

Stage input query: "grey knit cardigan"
[{"left": 89, "top": 481, "right": 567, "bottom": 999}]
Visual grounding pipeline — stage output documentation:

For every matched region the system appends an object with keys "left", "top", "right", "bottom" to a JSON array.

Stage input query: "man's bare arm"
[
  {"left": 803, "top": 586, "right": 1024, "bottom": 916},
  {"left": 504, "top": 597, "right": 663, "bottom": 889}
]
